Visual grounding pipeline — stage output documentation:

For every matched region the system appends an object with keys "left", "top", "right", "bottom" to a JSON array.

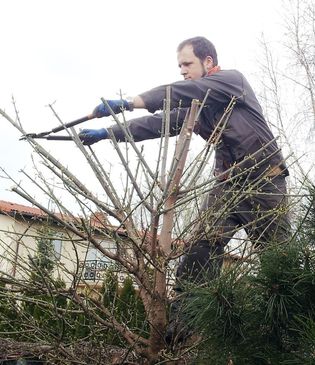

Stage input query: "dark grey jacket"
[{"left": 110, "top": 70, "right": 288, "bottom": 179}]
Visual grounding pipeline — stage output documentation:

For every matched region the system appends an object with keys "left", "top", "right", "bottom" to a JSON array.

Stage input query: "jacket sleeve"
[
  {"left": 139, "top": 70, "right": 247, "bottom": 113},
  {"left": 109, "top": 108, "right": 188, "bottom": 142}
]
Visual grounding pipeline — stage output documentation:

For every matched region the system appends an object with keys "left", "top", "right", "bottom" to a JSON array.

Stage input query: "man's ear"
[{"left": 204, "top": 56, "right": 214, "bottom": 71}]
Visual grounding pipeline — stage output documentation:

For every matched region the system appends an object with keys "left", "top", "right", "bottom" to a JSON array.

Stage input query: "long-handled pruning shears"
[{"left": 20, "top": 114, "right": 95, "bottom": 141}]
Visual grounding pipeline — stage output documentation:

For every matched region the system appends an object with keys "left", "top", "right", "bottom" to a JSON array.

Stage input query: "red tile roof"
[
  {"left": 0, "top": 200, "right": 123, "bottom": 233},
  {"left": 0, "top": 200, "right": 46, "bottom": 218}
]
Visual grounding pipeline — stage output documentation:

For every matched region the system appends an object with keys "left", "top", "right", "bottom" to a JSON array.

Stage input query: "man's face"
[{"left": 177, "top": 45, "right": 213, "bottom": 80}]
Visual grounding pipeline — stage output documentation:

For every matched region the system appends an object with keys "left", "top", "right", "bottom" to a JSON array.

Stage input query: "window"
[
  {"left": 83, "top": 241, "right": 117, "bottom": 281},
  {"left": 52, "top": 238, "right": 62, "bottom": 261}
]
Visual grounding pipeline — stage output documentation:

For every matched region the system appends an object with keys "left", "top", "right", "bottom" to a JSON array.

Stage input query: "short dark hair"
[{"left": 177, "top": 36, "right": 218, "bottom": 66}]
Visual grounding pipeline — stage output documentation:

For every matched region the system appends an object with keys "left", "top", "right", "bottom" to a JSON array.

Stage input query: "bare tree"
[
  {"left": 256, "top": 0, "right": 315, "bottom": 233},
  {"left": 0, "top": 97, "right": 214, "bottom": 364},
  {"left": 258, "top": 0, "right": 315, "bottom": 172},
  {"left": 0, "top": 86, "right": 262, "bottom": 364}
]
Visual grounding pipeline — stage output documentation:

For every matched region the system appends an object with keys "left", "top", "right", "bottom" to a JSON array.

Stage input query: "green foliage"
[
  {"left": 182, "top": 226, "right": 315, "bottom": 363},
  {"left": 99, "top": 273, "right": 148, "bottom": 345},
  {"left": 30, "top": 227, "right": 56, "bottom": 278},
  {"left": 176, "top": 183, "right": 315, "bottom": 364},
  {"left": 20, "top": 277, "right": 67, "bottom": 343},
  {"left": 298, "top": 183, "right": 315, "bottom": 244},
  {"left": 0, "top": 225, "right": 67, "bottom": 342},
  {"left": 117, "top": 276, "right": 147, "bottom": 336},
  {"left": 97, "top": 268, "right": 121, "bottom": 345},
  {"left": 0, "top": 283, "right": 20, "bottom": 335},
  {"left": 102, "top": 267, "right": 119, "bottom": 308},
  {"left": 0, "top": 262, "right": 147, "bottom": 349}
]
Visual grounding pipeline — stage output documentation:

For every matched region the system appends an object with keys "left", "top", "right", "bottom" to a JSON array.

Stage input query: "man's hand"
[
  {"left": 93, "top": 99, "right": 133, "bottom": 118},
  {"left": 78, "top": 128, "right": 109, "bottom": 145}
]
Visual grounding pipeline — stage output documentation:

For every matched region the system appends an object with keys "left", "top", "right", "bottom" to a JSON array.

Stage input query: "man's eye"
[{"left": 179, "top": 62, "right": 192, "bottom": 68}]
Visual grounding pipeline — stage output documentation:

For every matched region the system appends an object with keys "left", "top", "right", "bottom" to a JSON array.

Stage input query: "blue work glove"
[
  {"left": 78, "top": 128, "right": 109, "bottom": 145},
  {"left": 93, "top": 99, "right": 132, "bottom": 118}
]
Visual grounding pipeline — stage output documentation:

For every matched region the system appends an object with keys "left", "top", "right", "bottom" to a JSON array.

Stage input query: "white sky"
[{"left": 0, "top": 0, "right": 285, "bottom": 205}]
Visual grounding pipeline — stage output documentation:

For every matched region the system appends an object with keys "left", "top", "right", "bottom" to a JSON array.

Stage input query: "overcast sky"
[{"left": 0, "top": 0, "right": 285, "bottom": 205}]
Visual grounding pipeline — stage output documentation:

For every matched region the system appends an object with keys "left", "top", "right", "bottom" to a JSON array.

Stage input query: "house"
[
  {"left": 0, "top": 200, "right": 124, "bottom": 288},
  {"left": 0, "top": 199, "right": 245, "bottom": 292}
]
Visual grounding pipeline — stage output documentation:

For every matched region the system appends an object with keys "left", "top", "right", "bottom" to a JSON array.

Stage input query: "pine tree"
[
  {"left": 28, "top": 226, "right": 56, "bottom": 283},
  {"left": 117, "top": 276, "right": 148, "bottom": 337},
  {"left": 181, "top": 187, "right": 315, "bottom": 364},
  {"left": 21, "top": 227, "right": 67, "bottom": 342}
]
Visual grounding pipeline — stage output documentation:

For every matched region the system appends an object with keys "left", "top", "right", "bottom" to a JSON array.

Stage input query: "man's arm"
[
  {"left": 79, "top": 107, "right": 188, "bottom": 145},
  {"left": 79, "top": 70, "right": 246, "bottom": 145},
  {"left": 109, "top": 108, "right": 188, "bottom": 142},
  {"left": 133, "top": 70, "right": 246, "bottom": 114}
]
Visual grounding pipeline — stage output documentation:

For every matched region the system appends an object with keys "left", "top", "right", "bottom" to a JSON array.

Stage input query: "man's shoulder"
[
  {"left": 211, "top": 69, "right": 243, "bottom": 78},
  {"left": 205, "top": 69, "right": 248, "bottom": 85}
]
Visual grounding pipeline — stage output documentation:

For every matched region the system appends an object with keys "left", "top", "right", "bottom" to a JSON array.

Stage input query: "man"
[{"left": 79, "top": 36, "right": 290, "bottom": 342}]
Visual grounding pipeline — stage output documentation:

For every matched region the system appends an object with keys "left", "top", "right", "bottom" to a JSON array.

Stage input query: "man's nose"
[{"left": 180, "top": 66, "right": 187, "bottom": 76}]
